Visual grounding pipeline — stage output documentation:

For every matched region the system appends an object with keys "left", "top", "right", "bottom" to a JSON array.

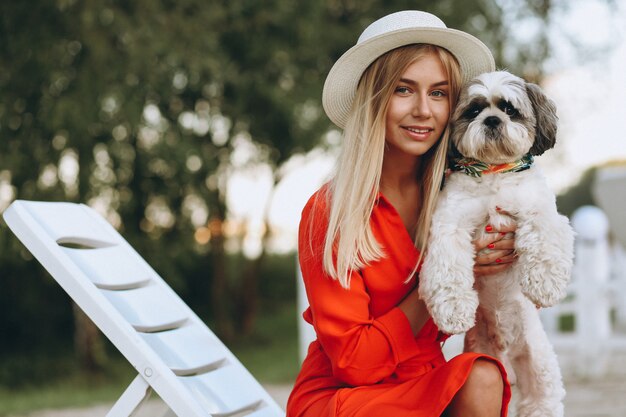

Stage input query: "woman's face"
[{"left": 384, "top": 52, "right": 450, "bottom": 158}]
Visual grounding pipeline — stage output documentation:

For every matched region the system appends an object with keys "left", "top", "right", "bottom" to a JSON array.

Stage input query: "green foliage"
[
  {"left": 0, "top": 0, "right": 567, "bottom": 388},
  {"left": 0, "top": 228, "right": 75, "bottom": 354},
  {"left": 556, "top": 166, "right": 598, "bottom": 217},
  {"left": 227, "top": 301, "right": 300, "bottom": 383}
]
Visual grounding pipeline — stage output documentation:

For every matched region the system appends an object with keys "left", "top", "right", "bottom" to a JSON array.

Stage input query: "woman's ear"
[{"left": 526, "top": 82, "right": 558, "bottom": 156}]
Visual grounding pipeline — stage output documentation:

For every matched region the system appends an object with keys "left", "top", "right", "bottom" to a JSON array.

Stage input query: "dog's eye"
[
  {"left": 464, "top": 105, "right": 482, "bottom": 119},
  {"left": 500, "top": 101, "right": 519, "bottom": 117},
  {"left": 504, "top": 105, "right": 518, "bottom": 116}
]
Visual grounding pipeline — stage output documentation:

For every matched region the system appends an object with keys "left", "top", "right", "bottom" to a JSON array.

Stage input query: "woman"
[{"left": 287, "top": 11, "right": 515, "bottom": 417}]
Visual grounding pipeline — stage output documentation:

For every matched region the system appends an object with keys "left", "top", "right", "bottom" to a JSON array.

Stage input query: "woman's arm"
[
  {"left": 397, "top": 284, "right": 430, "bottom": 336},
  {"left": 299, "top": 192, "right": 422, "bottom": 386}
]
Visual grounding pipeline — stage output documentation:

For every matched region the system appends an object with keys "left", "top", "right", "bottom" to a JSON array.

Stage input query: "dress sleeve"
[{"left": 298, "top": 191, "right": 422, "bottom": 386}]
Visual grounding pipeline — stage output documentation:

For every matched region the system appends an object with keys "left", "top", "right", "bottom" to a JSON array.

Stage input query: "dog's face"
[{"left": 450, "top": 71, "right": 558, "bottom": 164}]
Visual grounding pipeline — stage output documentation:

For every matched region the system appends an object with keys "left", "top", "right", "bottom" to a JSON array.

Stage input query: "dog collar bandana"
[{"left": 451, "top": 154, "right": 534, "bottom": 178}]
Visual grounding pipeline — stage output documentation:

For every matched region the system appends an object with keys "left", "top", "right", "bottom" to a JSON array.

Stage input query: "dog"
[{"left": 419, "top": 71, "right": 574, "bottom": 417}]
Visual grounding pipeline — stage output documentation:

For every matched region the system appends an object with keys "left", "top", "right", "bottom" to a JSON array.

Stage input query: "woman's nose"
[{"left": 412, "top": 93, "right": 432, "bottom": 118}]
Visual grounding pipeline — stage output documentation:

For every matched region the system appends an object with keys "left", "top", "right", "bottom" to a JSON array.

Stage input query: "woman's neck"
[
  {"left": 380, "top": 150, "right": 422, "bottom": 193},
  {"left": 380, "top": 151, "right": 423, "bottom": 239}
]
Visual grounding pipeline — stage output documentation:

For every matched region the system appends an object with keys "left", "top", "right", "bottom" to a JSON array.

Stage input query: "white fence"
[{"left": 541, "top": 205, "right": 626, "bottom": 378}]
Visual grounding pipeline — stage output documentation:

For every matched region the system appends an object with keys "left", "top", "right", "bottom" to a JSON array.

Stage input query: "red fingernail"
[
  {"left": 488, "top": 243, "right": 495, "bottom": 249},
  {"left": 500, "top": 232, "right": 507, "bottom": 236},
  {"left": 496, "top": 258, "right": 502, "bottom": 263},
  {"left": 485, "top": 225, "right": 493, "bottom": 232},
  {"left": 496, "top": 206, "right": 501, "bottom": 211}
]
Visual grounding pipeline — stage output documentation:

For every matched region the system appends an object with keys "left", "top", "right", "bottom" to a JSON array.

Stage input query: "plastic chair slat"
[
  {"left": 102, "top": 284, "right": 189, "bottom": 332},
  {"left": 140, "top": 323, "right": 227, "bottom": 375},
  {"left": 179, "top": 365, "right": 268, "bottom": 415},
  {"left": 245, "top": 407, "right": 285, "bottom": 417},
  {"left": 61, "top": 246, "right": 152, "bottom": 290},
  {"left": 22, "top": 201, "right": 119, "bottom": 245}
]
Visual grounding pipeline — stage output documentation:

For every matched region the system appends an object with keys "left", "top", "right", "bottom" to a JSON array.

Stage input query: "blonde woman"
[{"left": 287, "top": 11, "right": 516, "bottom": 417}]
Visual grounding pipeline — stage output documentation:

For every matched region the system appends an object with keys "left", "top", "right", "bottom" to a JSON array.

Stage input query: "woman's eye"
[
  {"left": 431, "top": 90, "right": 446, "bottom": 97},
  {"left": 395, "top": 86, "right": 411, "bottom": 94}
]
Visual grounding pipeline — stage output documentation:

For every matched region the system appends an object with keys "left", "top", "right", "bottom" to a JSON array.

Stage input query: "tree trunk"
[
  {"left": 72, "top": 302, "right": 106, "bottom": 373},
  {"left": 238, "top": 249, "right": 265, "bottom": 335},
  {"left": 209, "top": 215, "right": 234, "bottom": 341}
]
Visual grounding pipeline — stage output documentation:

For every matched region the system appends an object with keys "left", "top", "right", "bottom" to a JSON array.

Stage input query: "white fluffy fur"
[{"left": 419, "top": 71, "right": 574, "bottom": 417}]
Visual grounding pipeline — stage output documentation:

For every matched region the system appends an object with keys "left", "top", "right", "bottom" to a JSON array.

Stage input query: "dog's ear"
[{"left": 526, "top": 82, "right": 558, "bottom": 156}]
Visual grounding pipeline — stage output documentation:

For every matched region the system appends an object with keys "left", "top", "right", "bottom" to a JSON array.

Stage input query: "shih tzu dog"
[{"left": 419, "top": 71, "right": 574, "bottom": 417}]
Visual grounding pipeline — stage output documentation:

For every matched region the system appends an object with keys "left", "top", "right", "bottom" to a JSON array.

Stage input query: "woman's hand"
[{"left": 473, "top": 222, "right": 517, "bottom": 277}]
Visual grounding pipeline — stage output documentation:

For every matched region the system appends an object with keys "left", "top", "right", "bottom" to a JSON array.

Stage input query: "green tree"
[{"left": 0, "top": 0, "right": 575, "bottom": 375}]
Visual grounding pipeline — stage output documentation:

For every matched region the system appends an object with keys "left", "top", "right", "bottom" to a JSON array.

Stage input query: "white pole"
[
  {"left": 296, "top": 256, "right": 316, "bottom": 362},
  {"left": 571, "top": 205, "right": 611, "bottom": 378},
  {"left": 610, "top": 242, "right": 626, "bottom": 331}
]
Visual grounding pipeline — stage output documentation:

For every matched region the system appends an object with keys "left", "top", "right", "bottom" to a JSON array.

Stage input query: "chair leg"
[{"left": 106, "top": 374, "right": 153, "bottom": 417}]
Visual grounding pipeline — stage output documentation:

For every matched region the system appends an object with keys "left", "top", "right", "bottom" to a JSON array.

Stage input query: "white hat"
[{"left": 322, "top": 10, "right": 495, "bottom": 128}]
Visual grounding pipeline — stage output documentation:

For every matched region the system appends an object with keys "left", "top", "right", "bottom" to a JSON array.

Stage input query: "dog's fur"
[{"left": 419, "top": 71, "right": 574, "bottom": 417}]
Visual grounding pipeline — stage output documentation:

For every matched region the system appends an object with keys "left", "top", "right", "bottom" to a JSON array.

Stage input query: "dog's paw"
[
  {"left": 520, "top": 262, "right": 570, "bottom": 307},
  {"left": 516, "top": 400, "right": 564, "bottom": 417},
  {"left": 430, "top": 290, "right": 479, "bottom": 334}
]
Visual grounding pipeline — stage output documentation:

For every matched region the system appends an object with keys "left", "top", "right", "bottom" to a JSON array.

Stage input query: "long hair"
[{"left": 322, "top": 44, "right": 462, "bottom": 289}]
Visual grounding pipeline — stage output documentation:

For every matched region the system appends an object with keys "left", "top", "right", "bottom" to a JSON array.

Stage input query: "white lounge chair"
[{"left": 2, "top": 200, "right": 286, "bottom": 417}]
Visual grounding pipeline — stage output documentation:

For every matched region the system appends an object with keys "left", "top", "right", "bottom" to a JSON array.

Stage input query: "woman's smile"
[{"left": 402, "top": 125, "right": 435, "bottom": 140}]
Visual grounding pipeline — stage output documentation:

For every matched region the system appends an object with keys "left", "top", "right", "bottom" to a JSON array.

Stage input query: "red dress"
[{"left": 286, "top": 187, "right": 511, "bottom": 417}]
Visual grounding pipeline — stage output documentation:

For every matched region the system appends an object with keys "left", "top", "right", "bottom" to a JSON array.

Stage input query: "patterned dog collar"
[{"left": 451, "top": 154, "right": 534, "bottom": 178}]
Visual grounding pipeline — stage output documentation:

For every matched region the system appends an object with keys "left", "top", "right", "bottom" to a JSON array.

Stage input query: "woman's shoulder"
[
  {"left": 302, "top": 182, "right": 332, "bottom": 219},
  {"left": 299, "top": 183, "right": 332, "bottom": 249}
]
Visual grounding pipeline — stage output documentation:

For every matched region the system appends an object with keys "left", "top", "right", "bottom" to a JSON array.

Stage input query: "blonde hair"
[{"left": 322, "top": 44, "right": 462, "bottom": 288}]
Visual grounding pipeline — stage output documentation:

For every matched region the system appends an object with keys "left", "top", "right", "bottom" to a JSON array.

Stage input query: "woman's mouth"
[{"left": 403, "top": 126, "right": 434, "bottom": 139}]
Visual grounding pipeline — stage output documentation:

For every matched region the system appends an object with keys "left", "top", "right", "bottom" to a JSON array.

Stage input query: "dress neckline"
[{"left": 376, "top": 191, "right": 421, "bottom": 258}]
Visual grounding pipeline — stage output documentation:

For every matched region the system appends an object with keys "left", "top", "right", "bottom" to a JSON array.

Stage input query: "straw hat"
[{"left": 322, "top": 10, "right": 495, "bottom": 128}]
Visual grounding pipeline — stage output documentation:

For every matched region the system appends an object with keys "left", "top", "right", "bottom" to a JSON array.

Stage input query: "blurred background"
[{"left": 1, "top": 0, "right": 625, "bottom": 415}]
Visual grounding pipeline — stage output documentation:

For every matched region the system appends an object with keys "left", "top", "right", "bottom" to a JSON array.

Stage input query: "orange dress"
[{"left": 286, "top": 187, "right": 511, "bottom": 417}]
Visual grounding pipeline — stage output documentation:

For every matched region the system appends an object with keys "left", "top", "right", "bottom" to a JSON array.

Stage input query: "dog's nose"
[{"left": 484, "top": 116, "right": 501, "bottom": 128}]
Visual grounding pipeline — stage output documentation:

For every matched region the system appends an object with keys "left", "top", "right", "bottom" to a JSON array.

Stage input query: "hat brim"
[{"left": 322, "top": 27, "right": 495, "bottom": 128}]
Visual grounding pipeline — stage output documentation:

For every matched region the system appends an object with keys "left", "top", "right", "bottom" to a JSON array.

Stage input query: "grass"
[
  {"left": 229, "top": 302, "right": 300, "bottom": 384},
  {"left": 0, "top": 361, "right": 135, "bottom": 415},
  {"left": 0, "top": 302, "right": 299, "bottom": 415}
]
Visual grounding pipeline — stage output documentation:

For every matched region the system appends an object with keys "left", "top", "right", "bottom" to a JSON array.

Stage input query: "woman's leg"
[{"left": 445, "top": 358, "right": 505, "bottom": 417}]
